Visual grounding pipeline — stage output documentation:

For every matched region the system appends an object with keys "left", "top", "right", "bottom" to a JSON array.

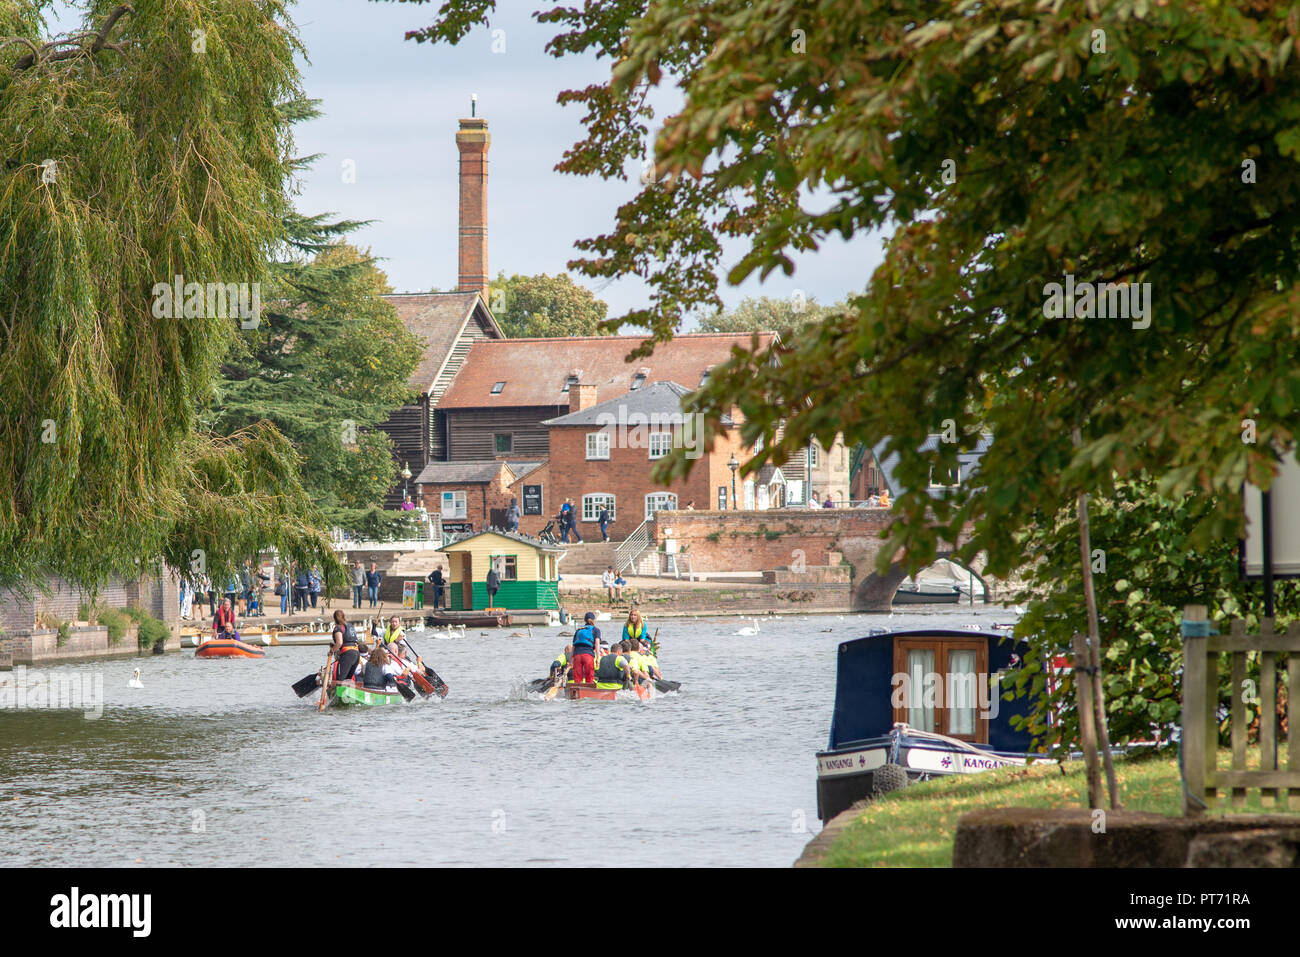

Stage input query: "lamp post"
[
  {"left": 401, "top": 462, "right": 412, "bottom": 502},
  {"left": 728, "top": 453, "right": 739, "bottom": 510}
]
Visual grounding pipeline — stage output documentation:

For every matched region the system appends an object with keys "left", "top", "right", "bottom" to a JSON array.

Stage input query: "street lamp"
[
  {"left": 728, "top": 453, "right": 739, "bottom": 510},
  {"left": 401, "top": 462, "right": 412, "bottom": 502}
]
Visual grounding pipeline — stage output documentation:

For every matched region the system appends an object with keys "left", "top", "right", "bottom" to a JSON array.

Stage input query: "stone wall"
[
  {"left": 556, "top": 581, "right": 852, "bottom": 618},
  {"left": 3, "top": 623, "right": 181, "bottom": 667}
]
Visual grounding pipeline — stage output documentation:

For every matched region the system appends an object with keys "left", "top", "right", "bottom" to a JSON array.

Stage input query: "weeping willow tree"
[{"left": 0, "top": 0, "right": 343, "bottom": 595}]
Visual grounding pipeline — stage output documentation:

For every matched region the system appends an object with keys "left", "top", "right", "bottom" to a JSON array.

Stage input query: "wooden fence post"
[{"left": 1181, "top": 605, "right": 1207, "bottom": 816}]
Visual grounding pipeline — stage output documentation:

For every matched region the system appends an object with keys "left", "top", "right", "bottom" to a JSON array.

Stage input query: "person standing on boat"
[
  {"left": 351, "top": 560, "right": 365, "bottom": 609},
  {"left": 330, "top": 610, "right": 361, "bottom": 684},
  {"left": 571, "top": 612, "right": 600, "bottom": 685}
]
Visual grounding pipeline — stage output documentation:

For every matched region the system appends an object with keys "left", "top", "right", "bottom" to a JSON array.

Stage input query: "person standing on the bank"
[
  {"left": 556, "top": 502, "right": 571, "bottom": 543},
  {"left": 351, "top": 560, "right": 365, "bottom": 609},
  {"left": 486, "top": 563, "right": 501, "bottom": 609},
  {"left": 366, "top": 562, "right": 382, "bottom": 608},
  {"left": 598, "top": 504, "right": 610, "bottom": 542},
  {"left": 427, "top": 566, "right": 445, "bottom": 610},
  {"left": 561, "top": 498, "right": 582, "bottom": 543},
  {"left": 807, "top": 490, "right": 820, "bottom": 509},
  {"left": 506, "top": 497, "right": 521, "bottom": 534},
  {"left": 308, "top": 567, "right": 322, "bottom": 608},
  {"left": 278, "top": 564, "right": 292, "bottom": 614}
]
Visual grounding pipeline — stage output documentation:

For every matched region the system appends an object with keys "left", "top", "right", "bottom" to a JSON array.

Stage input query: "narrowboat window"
[
  {"left": 949, "top": 649, "right": 977, "bottom": 736},
  {"left": 906, "top": 648, "right": 937, "bottom": 732},
  {"left": 894, "top": 637, "right": 988, "bottom": 743}
]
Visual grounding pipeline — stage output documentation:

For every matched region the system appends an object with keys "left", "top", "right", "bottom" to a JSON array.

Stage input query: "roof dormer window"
[
  {"left": 491, "top": 381, "right": 505, "bottom": 395},
  {"left": 562, "top": 374, "right": 581, "bottom": 393},
  {"left": 631, "top": 370, "right": 648, "bottom": 391}
]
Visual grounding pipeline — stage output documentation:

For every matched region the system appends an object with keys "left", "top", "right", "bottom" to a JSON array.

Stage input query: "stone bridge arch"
[{"left": 843, "top": 549, "right": 996, "bottom": 612}]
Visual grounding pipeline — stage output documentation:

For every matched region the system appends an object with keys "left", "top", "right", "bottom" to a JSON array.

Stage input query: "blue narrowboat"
[{"left": 816, "top": 628, "right": 1043, "bottom": 821}]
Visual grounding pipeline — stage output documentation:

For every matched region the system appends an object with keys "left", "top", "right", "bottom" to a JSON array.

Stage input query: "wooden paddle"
[
  {"left": 317, "top": 650, "right": 335, "bottom": 712},
  {"left": 400, "top": 635, "right": 448, "bottom": 698},
  {"left": 543, "top": 672, "right": 563, "bottom": 701}
]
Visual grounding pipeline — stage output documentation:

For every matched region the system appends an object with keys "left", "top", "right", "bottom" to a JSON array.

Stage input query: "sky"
[{"left": 47, "top": 0, "right": 886, "bottom": 325}]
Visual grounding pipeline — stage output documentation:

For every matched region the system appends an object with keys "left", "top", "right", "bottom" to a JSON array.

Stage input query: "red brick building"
[
  {"left": 506, "top": 380, "right": 753, "bottom": 540},
  {"left": 414, "top": 460, "right": 518, "bottom": 536}
]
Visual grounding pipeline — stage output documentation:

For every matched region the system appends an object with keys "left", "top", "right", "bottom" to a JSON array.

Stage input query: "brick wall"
[
  {"left": 651, "top": 509, "right": 893, "bottom": 573},
  {"left": 419, "top": 472, "right": 514, "bottom": 533},
  {"left": 536, "top": 425, "right": 751, "bottom": 541}
]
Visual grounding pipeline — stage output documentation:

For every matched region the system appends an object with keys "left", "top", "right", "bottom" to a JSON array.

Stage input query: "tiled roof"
[
  {"left": 872, "top": 433, "right": 994, "bottom": 498},
  {"left": 438, "top": 332, "right": 777, "bottom": 409},
  {"left": 507, "top": 461, "right": 544, "bottom": 480},
  {"left": 542, "top": 381, "right": 700, "bottom": 427},
  {"left": 438, "top": 528, "right": 566, "bottom": 552},
  {"left": 382, "top": 292, "right": 502, "bottom": 393},
  {"left": 413, "top": 460, "right": 513, "bottom": 485}
]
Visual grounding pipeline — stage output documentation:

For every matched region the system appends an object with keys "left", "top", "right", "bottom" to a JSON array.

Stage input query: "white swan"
[
  {"left": 733, "top": 618, "right": 760, "bottom": 637},
  {"left": 128, "top": 668, "right": 143, "bottom": 689}
]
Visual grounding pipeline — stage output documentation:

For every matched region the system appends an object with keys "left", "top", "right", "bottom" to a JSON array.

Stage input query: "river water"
[{"left": 0, "top": 607, "right": 1014, "bottom": 867}]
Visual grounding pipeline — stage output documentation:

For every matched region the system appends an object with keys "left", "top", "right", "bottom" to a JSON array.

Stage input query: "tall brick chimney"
[
  {"left": 570, "top": 383, "right": 597, "bottom": 413},
  {"left": 456, "top": 105, "right": 490, "bottom": 303}
]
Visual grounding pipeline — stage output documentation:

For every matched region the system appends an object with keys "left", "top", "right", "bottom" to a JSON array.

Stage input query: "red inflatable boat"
[{"left": 195, "top": 638, "right": 266, "bottom": 659}]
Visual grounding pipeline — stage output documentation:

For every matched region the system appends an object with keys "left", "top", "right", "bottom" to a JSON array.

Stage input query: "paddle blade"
[
  {"left": 410, "top": 670, "right": 434, "bottom": 696},
  {"left": 291, "top": 672, "right": 320, "bottom": 698},
  {"left": 543, "top": 683, "right": 561, "bottom": 701},
  {"left": 636, "top": 684, "right": 650, "bottom": 701},
  {"left": 424, "top": 667, "right": 449, "bottom": 698},
  {"left": 394, "top": 680, "right": 416, "bottom": 702},
  {"left": 654, "top": 679, "right": 681, "bottom": 694}
]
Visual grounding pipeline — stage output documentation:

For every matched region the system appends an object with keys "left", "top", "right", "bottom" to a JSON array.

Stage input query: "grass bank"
[{"left": 812, "top": 749, "right": 1300, "bottom": 867}]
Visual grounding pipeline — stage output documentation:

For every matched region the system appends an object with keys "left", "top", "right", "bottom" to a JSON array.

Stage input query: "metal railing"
[{"left": 613, "top": 518, "right": 654, "bottom": 574}]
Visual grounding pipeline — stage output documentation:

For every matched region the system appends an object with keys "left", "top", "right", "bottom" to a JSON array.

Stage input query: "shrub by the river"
[
  {"left": 136, "top": 616, "right": 170, "bottom": 654},
  {"left": 97, "top": 608, "right": 131, "bottom": 646}
]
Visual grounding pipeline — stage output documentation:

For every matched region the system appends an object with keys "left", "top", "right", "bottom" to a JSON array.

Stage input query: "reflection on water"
[{"left": 0, "top": 608, "right": 1014, "bottom": 866}]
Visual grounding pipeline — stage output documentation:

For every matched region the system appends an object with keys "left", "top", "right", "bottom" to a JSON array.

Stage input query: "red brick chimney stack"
[
  {"left": 456, "top": 102, "right": 490, "bottom": 303},
  {"left": 570, "top": 383, "right": 597, "bottom": 413}
]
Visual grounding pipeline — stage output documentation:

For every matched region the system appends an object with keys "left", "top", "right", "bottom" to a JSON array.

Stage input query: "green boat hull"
[{"left": 333, "top": 681, "right": 401, "bottom": 707}]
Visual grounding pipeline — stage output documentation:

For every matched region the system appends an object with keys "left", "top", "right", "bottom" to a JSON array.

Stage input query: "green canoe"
[{"left": 333, "top": 679, "right": 402, "bottom": 707}]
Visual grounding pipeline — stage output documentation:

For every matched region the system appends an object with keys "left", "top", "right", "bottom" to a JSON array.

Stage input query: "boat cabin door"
[{"left": 892, "top": 637, "right": 990, "bottom": 744}]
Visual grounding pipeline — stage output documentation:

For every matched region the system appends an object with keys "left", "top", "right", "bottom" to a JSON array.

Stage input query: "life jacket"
[
  {"left": 625, "top": 619, "right": 646, "bottom": 641},
  {"left": 573, "top": 625, "right": 597, "bottom": 651},
  {"left": 383, "top": 625, "right": 404, "bottom": 645},
  {"left": 340, "top": 623, "right": 359, "bottom": 647},
  {"left": 550, "top": 652, "right": 568, "bottom": 671},
  {"left": 595, "top": 654, "right": 627, "bottom": 688},
  {"left": 362, "top": 661, "right": 389, "bottom": 689}
]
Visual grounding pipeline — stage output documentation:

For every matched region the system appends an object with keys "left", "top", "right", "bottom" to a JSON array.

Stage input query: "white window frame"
[
  {"left": 645, "top": 493, "right": 677, "bottom": 519},
  {"left": 586, "top": 432, "right": 610, "bottom": 460},
  {"left": 648, "top": 432, "right": 672, "bottom": 460},
  {"left": 582, "top": 494, "right": 615, "bottom": 523},
  {"left": 440, "top": 490, "right": 467, "bottom": 520},
  {"left": 808, "top": 443, "right": 819, "bottom": 468},
  {"left": 743, "top": 480, "right": 756, "bottom": 510}
]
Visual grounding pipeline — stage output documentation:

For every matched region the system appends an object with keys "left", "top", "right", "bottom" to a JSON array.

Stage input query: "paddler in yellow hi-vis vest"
[{"left": 622, "top": 608, "right": 648, "bottom": 646}]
